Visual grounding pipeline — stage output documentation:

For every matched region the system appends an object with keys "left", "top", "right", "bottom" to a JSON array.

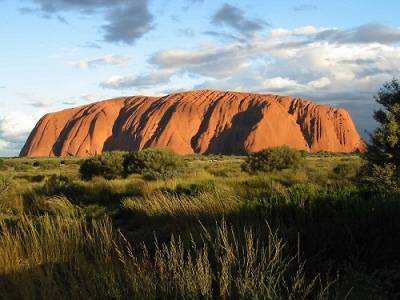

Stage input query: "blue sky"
[{"left": 1, "top": 0, "right": 400, "bottom": 156}]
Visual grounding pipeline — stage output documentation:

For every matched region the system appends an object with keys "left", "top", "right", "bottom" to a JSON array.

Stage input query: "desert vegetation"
[
  {"left": 0, "top": 150, "right": 398, "bottom": 299},
  {"left": 0, "top": 80, "right": 399, "bottom": 299}
]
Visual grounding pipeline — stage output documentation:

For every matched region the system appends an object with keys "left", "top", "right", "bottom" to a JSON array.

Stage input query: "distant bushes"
[
  {"left": 79, "top": 147, "right": 305, "bottom": 180},
  {"left": 242, "top": 146, "right": 303, "bottom": 174},
  {"left": 79, "top": 151, "right": 126, "bottom": 180},
  {"left": 123, "top": 148, "right": 187, "bottom": 180},
  {"left": 79, "top": 149, "right": 187, "bottom": 181}
]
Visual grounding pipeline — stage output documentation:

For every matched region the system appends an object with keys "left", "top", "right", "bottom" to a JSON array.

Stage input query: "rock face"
[{"left": 20, "top": 90, "right": 366, "bottom": 157}]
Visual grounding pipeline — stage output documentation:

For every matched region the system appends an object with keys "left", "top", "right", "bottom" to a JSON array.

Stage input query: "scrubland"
[{"left": 0, "top": 152, "right": 399, "bottom": 299}]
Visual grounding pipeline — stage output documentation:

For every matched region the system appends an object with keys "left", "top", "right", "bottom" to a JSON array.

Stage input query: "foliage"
[
  {"left": 0, "top": 216, "right": 332, "bottom": 299},
  {"left": 175, "top": 180, "right": 216, "bottom": 196},
  {"left": 364, "top": 79, "right": 400, "bottom": 190},
  {"left": 123, "top": 148, "right": 187, "bottom": 180},
  {"left": 2, "top": 153, "right": 400, "bottom": 298},
  {"left": 79, "top": 151, "right": 126, "bottom": 180},
  {"left": 361, "top": 164, "right": 400, "bottom": 194},
  {"left": 242, "top": 146, "right": 303, "bottom": 174},
  {"left": 41, "top": 175, "right": 77, "bottom": 197},
  {"left": 332, "top": 162, "right": 361, "bottom": 179}
]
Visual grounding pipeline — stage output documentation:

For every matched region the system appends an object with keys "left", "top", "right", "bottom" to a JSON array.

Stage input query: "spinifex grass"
[{"left": 0, "top": 207, "right": 333, "bottom": 299}]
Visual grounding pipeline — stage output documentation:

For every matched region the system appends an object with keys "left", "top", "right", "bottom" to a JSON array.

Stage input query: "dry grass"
[
  {"left": 0, "top": 154, "right": 392, "bottom": 299},
  {"left": 122, "top": 191, "right": 240, "bottom": 218},
  {"left": 0, "top": 205, "right": 333, "bottom": 299}
]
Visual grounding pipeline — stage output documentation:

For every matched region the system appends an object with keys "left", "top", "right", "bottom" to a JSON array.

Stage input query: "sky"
[{"left": 1, "top": 0, "right": 400, "bottom": 156}]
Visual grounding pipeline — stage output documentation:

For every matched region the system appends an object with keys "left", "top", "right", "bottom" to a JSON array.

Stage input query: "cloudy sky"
[{"left": 1, "top": 0, "right": 400, "bottom": 156}]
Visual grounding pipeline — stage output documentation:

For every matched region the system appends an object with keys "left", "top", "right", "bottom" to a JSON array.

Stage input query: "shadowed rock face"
[{"left": 20, "top": 90, "right": 366, "bottom": 157}]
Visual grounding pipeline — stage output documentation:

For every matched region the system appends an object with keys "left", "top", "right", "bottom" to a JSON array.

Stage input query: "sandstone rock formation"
[{"left": 20, "top": 90, "right": 366, "bottom": 157}]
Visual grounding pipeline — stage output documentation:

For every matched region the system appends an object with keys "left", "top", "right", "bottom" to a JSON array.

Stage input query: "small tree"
[
  {"left": 242, "top": 146, "right": 303, "bottom": 174},
  {"left": 79, "top": 151, "right": 125, "bottom": 180},
  {"left": 364, "top": 79, "right": 400, "bottom": 191},
  {"left": 123, "top": 148, "right": 186, "bottom": 180}
]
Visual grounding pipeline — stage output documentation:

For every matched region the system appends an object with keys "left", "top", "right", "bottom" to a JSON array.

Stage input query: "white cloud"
[
  {"left": 262, "top": 77, "right": 300, "bottom": 90},
  {"left": 100, "top": 70, "right": 174, "bottom": 89},
  {"left": 97, "top": 23, "right": 400, "bottom": 138},
  {"left": 145, "top": 25, "right": 400, "bottom": 96},
  {"left": 309, "top": 77, "right": 331, "bottom": 89},
  {"left": 73, "top": 54, "right": 132, "bottom": 69},
  {"left": 80, "top": 94, "right": 102, "bottom": 102},
  {"left": 0, "top": 111, "right": 44, "bottom": 156}
]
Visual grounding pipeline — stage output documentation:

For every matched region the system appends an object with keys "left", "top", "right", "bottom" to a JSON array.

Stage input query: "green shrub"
[
  {"left": 41, "top": 175, "right": 77, "bottom": 196},
  {"left": 175, "top": 180, "right": 216, "bottom": 196},
  {"left": 333, "top": 163, "right": 360, "bottom": 178},
  {"left": 361, "top": 164, "right": 400, "bottom": 194},
  {"left": 79, "top": 151, "right": 125, "bottom": 180},
  {"left": 123, "top": 148, "right": 187, "bottom": 180},
  {"left": 242, "top": 146, "right": 303, "bottom": 174}
]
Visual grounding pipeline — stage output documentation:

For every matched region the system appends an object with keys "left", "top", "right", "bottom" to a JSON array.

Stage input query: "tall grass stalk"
[{"left": 0, "top": 208, "right": 333, "bottom": 299}]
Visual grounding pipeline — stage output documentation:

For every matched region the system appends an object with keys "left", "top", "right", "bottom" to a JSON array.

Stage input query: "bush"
[
  {"left": 41, "top": 175, "right": 77, "bottom": 196},
  {"left": 242, "top": 146, "right": 303, "bottom": 174},
  {"left": 79, "top": 151, "right": 125, "bottom": 180},
  {"left": 175, "top": 180, "right": 216, "bottom": 196},
  {"left": 361, "top": 164, "right": 400, "bottom": 194},
  {"left": 123, "top": 148, "right": 187, "bottom": 180},
  {"left": 333, "top": 163, "right": 360, "bottom": 178}
]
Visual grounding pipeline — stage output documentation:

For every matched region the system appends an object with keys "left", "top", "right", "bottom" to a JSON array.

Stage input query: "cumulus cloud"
[
  {"left": 26, "top": 100, "right": 58, "bottom": 107},
  {"left": 102, "top": 23, "right": 400, "bottom": 96},
  {"left": 100, "top": 71, "right": 174, "bottom": 90},
  {"left": 211, "top": 4, "right": 268, "bottom": 35},
  {"left": 159, "top": 25, "right": 398, "bottom": 82},
  {"left": 22, "top": 0, "right": 154, "bottom": 44},
  {"left": 73, "top": 55, "right": 131, "bottom": 69},
  {"left": 149, "top": 43, "right": 254, "bottom": 77},
  {"left": 315, "top": 23, "right": 400, "bottom": 44},
  {"left": 80, "top": 94, "right": 102, "bottom": 102},
  {"left": 120, "top": 23, "right": 399, "bottom": 138},
  {"left": 102, "top": 2, "right": 154, "bottom": 44},
  {"left": 0, "top": 112, "right": 42, "bottom": 156}
]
